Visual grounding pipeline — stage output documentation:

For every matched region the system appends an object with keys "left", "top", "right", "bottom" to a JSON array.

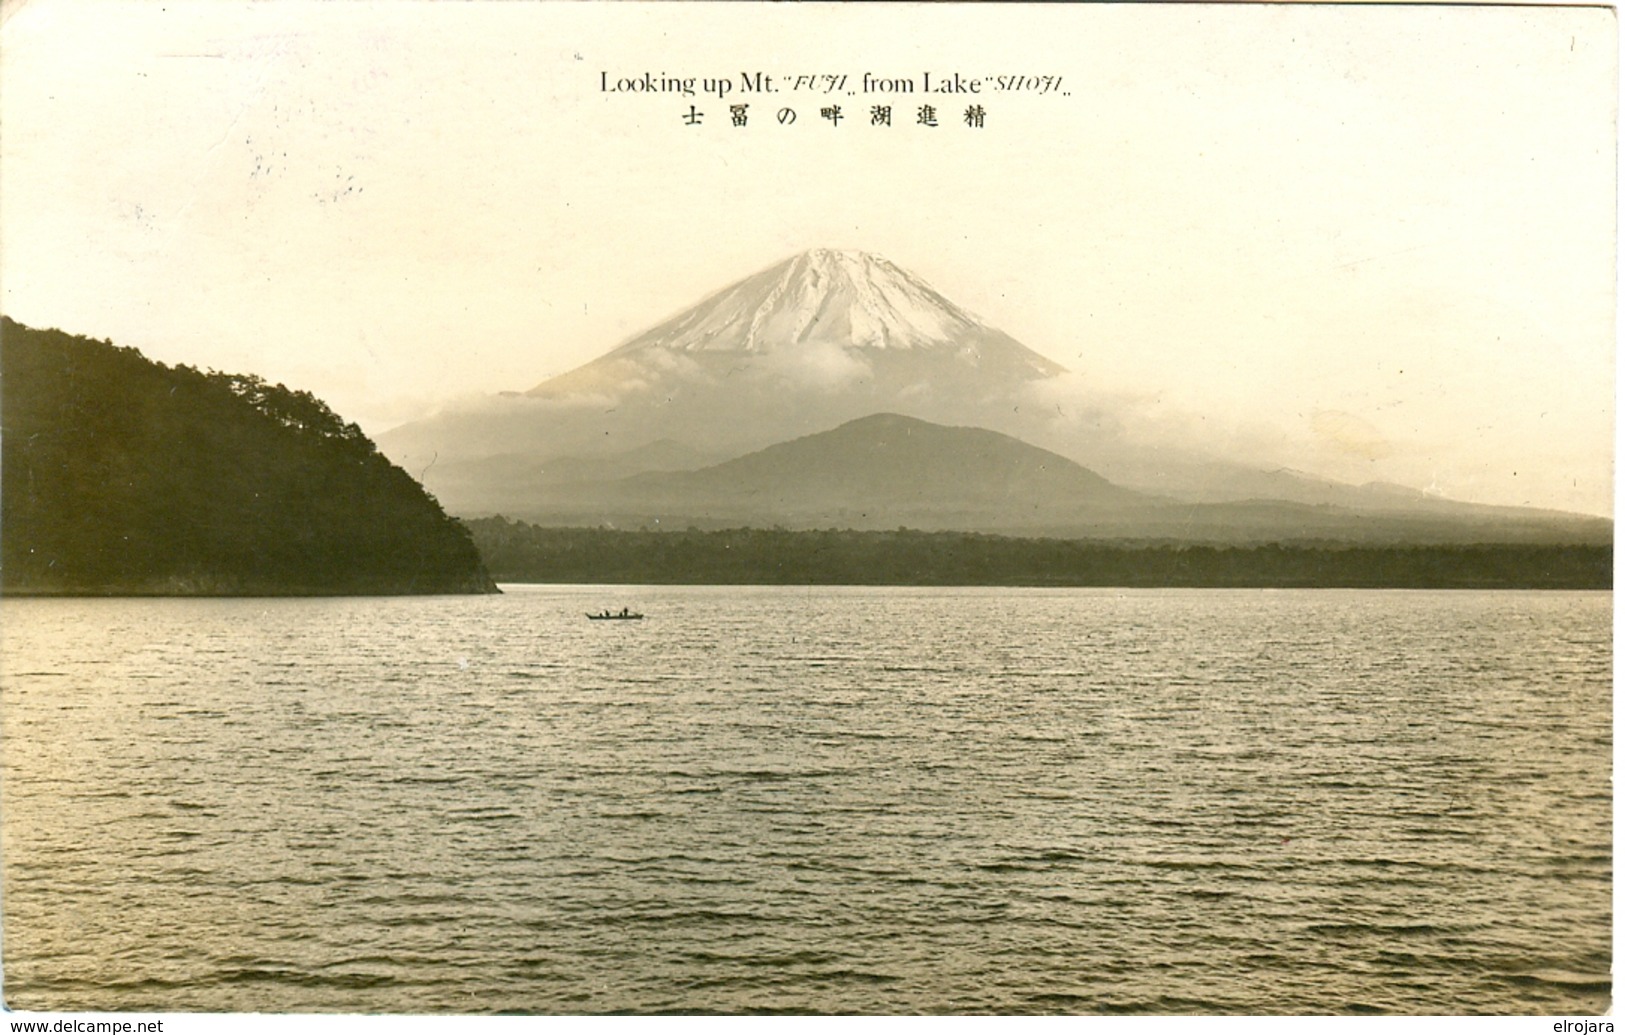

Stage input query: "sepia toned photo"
[{"left": 0, "top": 0, "right": 1613, "bottom": 1018}]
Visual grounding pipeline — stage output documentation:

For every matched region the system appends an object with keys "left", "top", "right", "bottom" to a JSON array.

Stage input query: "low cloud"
[{"left": 755, "top": 338, "right": 875, "bottom": 389}]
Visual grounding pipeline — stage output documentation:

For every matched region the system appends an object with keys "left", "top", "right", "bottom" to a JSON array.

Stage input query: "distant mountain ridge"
[
  {"left": 603, "top": 413, "right": 1141, "bottom": 524},
  {"left": 458, "top": 412, "right": 1137, "bottom": 529},
  {"left": 481, "top": 413, "right": 1609, "bottom": 544}
]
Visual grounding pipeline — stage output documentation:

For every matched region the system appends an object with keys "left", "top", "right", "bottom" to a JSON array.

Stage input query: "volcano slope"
[{"left": 376, "top": 249, "right": 1609, "bottom": 546}]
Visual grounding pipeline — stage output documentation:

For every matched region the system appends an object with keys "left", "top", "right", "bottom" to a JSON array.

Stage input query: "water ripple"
[{"left": 1, "top": 587, "right": 1610, "bottom": 1014}]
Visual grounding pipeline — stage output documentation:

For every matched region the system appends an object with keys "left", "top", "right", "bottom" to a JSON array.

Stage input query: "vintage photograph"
[{"left": 0, "top": 0, "right": 1612, "bottom": 1017}]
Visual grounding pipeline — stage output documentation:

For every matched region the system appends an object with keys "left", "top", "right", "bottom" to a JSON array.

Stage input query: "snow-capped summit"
[
  {"left": 614, "top": 248, "right": 989, "bottom": 355},
  {"left": 527, "top": 249, "right": 1064, "bottom": 398}
]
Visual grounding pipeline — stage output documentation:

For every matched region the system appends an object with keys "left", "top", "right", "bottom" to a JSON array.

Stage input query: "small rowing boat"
[{"left": 587, "top": 609, "right": 644, "bottom": 620}]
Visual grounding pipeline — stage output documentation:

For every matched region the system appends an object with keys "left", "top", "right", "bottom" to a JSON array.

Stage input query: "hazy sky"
[{"left": 1, "top": 1, "right": 1615, "bottom": 514}]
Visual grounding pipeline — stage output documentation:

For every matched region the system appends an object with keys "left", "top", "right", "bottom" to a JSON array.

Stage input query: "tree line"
[{"left": 466, "top": 518, "right": 1610, "bottom": 589}]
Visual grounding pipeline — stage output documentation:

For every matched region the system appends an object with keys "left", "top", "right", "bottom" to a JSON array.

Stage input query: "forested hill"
[{"left": 1, "top": 318, "right": 496, "bottom": 595}]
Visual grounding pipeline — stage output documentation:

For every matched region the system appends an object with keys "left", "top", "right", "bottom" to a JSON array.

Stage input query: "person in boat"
[{"left": 620, "top": 607, "right": 629, "bottom": 617}]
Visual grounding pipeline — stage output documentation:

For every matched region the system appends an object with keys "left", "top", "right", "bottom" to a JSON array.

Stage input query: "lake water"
[{"left": 0, "top": 587, "right": 1610, "bottom": 1015}]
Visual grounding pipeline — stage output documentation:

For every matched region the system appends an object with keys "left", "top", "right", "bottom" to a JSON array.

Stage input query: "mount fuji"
[
  {"left": 508, "top": 247, "right": 1069, "bottom": 456},
  {"left": 375, "top": 250, "right": 1607, "bottom": 542},
  {"left": 379, "top": 248, "right": 1082, "bottom": 503}
]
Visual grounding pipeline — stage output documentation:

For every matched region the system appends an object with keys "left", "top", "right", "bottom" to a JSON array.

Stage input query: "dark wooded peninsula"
[
  {"left": 1, "top": 318, "right": 496, "bottom": 595},
  {"left": 468, "top": 519, "right": 1611, "bottom": 589}
]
